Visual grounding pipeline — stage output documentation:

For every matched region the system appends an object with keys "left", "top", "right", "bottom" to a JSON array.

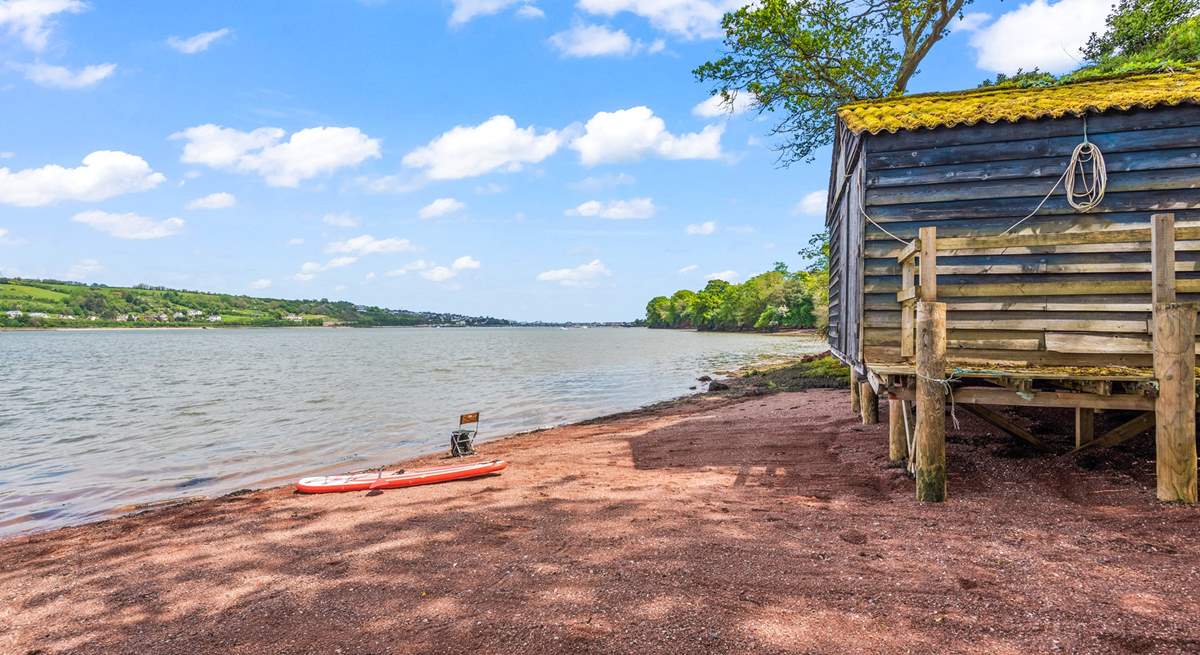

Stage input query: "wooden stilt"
[
  {"left": 1075, "top": 408, "right": 1095, "bottom": 449},
  {"left": 850, "top": 369, "right": 861, "bottom": 414},
  {"left": 1153, "top": 302, "right": 1197, "bottom": 503},
  {"left": 888, "top": 398, "right": 907, "bottom": 461},
  {"left": 861, "top": 381, "right": 879, "bottom": 425},
  {"left": 961, "top": 403, "right": 1046, "bottom": 450},
  {"left": 915, "top": 300, "right": 947, "bottom": 502},
  {"left": 1069, "top": 412, "right": 1155, "bottom": 454}
]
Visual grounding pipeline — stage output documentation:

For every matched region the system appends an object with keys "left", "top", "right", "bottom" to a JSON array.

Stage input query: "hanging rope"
[{"left": 1001, "top": 116, "right": 1107, "bottom": 234}]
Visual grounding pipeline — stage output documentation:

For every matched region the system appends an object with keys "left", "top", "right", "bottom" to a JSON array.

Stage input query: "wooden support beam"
[
  {"left": 888, "top": 398, "right": 907, "bottom": 461},
  {"left": 915, "top": 301, "right": 947, "bottom": 502},
  {"left": 896, "top": 238, "right": 921, "bottom": 263},
  {"left": 1152, "top": 212, "right": 1177, "bottom": 305},
  {"left": 889, "top": 386, "right": 1154, "bottom": 411},
  {"left": 1070, "top": 412, "right": 1155, "bottom": 454},
  {"left": 918, "top": 226, "right": 937, "bottom": 302},
  {"left": 960, "top": 403, "right": 1047, "bottom": 450},
  {"left": 850, "top": 369, "right": 861, "bottom": 414},
  {"left": 896, "top": 286, "right": 919, "bottom": 303},
  {"left": 861, "top": 381, "right": 879, "bottom": 425},
  {"left": 1153, "top": 302, "right": 1197, "bottom": 503},
  {"left": 1075, "top": 408, "right": 1095, "bottom": 449}
]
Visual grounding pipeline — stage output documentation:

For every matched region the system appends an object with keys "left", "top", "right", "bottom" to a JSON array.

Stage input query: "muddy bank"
[{"left": 2, "top": 387, "right": 1199, "bottom": 654}]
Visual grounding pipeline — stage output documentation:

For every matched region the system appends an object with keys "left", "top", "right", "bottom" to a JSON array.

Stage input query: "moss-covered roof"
[{"left": 838, "top": 69, "right": 1200, "bottom": 135}]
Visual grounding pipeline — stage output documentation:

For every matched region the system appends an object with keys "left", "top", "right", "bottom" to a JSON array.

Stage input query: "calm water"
[{"left": 0, "top": 327, "right": 822, "bottom": 536}]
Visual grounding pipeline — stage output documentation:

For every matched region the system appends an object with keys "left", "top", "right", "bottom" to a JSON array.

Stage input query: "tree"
[
  {"left": 645, "top": 296, "right": 672, "bottom": 328},
  {"left": 1083, "top": 0, "right": 1199, "bottom": 61},
  {"left": 695, "top": 0, "right": 969, "bottom": 164}
]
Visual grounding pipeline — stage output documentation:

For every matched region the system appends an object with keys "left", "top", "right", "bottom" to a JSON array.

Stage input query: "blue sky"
[{"left": 0, "top": 0, "right": 1111, "bottom": 321}]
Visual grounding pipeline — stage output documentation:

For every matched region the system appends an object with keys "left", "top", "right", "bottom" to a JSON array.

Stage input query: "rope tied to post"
[{"left": 915, "top": 370, "right": 961, "bottom": 430}]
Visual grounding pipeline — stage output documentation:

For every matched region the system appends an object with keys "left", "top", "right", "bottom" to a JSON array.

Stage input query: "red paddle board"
[{"left": 296, "top": 459, "right": 507, "bottom": 494}]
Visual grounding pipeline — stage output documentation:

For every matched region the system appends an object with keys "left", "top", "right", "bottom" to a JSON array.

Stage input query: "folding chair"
[{"left": 450, "top": 412, "right": 480, "bottom": 457}]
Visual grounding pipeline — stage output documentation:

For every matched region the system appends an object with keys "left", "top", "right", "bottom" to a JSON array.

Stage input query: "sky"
[{"left": 0, "top": 0, "right": 1114, "bottom": 321}]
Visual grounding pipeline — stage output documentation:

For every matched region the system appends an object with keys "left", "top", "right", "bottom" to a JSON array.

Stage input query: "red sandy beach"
[{"left": 2, "top": 386, "right": 1199, "bottom": 654}]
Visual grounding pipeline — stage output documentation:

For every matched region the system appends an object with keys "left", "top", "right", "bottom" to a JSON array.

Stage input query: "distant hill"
[{"left": 0, "top": 278, "right": 513, "bottom": 328}]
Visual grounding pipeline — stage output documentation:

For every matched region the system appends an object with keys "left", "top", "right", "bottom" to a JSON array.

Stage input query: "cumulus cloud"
[
  {"left": 420, "top": 255, "right": 480, "bottom": 283},
  {"left": 705, "top": 269, "right": 737, "bottom": 281},
  {"left": 15, "top": 62, "right": 116, "bottom": 89},
  {"left": 692, "top": 91, "right": 757, "bottom": 118},
  {"left": 72, "top": 210, "right": 185, "bottom": 240},
  {"left": 678, "top": 264, "right": 698, "bottom": 274},
  {"left": 167, "top": 27, "right": 231, "bottom": 54},
  {"left": 403, "top": 115, "right": 563, "bottom": 180},
  {"left": 571, "top": 172, "right": 635, "bottom": 190},
  {"left": 419, "top": 197, "right": 466, "bottom": 219},
  {"left": 516, "top": 4, "right": 544, "bottom": 18},
  {"left": 0, "top": 0, "right": 86, "bottom": 51},
  {"left": 452, "top": 255, "right": 481, "bottom": 270},
  {"left": 0, "top": 151, "right": 164, "bottom": 207},
  {"left": 571, "top": 106, "right": 722, "bottom": 165},
  {"left": 576, "top": 0, "right": 747, "bottom": 39},
  {"left": 951, "top": 11, "right": 989, "bottom": 33},
  {"left": 322, "top": 212, "right": 360, "bottom": 228},
  {"left": 964, "top": 0, "right": 1109, "bottom": 74},
  {"left": 187, "top": 191, "right": 236, "bottom": 210},
  {"left": 549, "top": 23, "right": 663, "bottom": 57},
  {"left": 793, "top": 190, "right": 826, "bottom": 217},
  {"left": 294, "top": 256, "right": 358, "bottom": 281},
  {"left": 248, "top": 278, "right": 272, "bottom": 290},
  {"left": 686, "top": 220, "right": 716, "bottom": 235},
  {"left": 566, "top": 197, "right": 656, "bottom": 220},
  {"left": 326, "top": 234, "right": 416, "bottom": 255},
  {"left": 385, "top": 259, "right": 429, "bottom": 276},
  {"left": 171, "top": 124, "right": 381, "bottom": 187},
  {"left": 67, "top": 257, "right": 102, "bottom": 280},
  {"left": 536, "top": 259, "right": 612, "bottom": 287},
  {"left": 448, "top": 0, "right": 540, "bottom": 24}
]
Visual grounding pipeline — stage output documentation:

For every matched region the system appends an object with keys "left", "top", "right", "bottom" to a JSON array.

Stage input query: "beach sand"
[{"left": 3, "top": 387, "right": 1199, "bottom": 654}]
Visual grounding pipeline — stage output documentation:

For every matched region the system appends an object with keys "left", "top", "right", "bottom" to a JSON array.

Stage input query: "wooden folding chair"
[{"left": 450, "top": 412, "right": 479, "bottom": 457}]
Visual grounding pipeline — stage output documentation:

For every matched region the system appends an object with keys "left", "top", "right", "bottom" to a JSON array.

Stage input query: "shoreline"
[{"left": 3, "top": 378, "right": 1198, "bottom": 652}]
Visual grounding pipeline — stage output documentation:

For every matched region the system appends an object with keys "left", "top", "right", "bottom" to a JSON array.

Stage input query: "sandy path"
[{"left": 2, "top": 389, "right": 1199, "bottom": 654}]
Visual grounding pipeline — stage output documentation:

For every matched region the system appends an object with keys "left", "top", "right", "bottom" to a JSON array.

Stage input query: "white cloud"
[
  {"left": 692, "top": 91, "right": 757, "bottom": 118},
  {"left": 678, "top": 264, "right": 698, "bottom": 274},
  {"left": 0, "top": 0, "right": 86, "bottom": 51},
  {"left": 16, "top": 62, "right": 116, "bottom": 89},
  {"left": 0, "top": 151, "right": 13, "bottom": 158},
  {"left": 567, "top": 197, "right": 656, "bottom": 220},
  {"left": 536, "top": 259, "right": 612, "bottom": 287},
  {"left": 951, "top": 11, "right": 989, "bottom": 33},
  {"left": 793, "top": 190, "right": 826, "bottom": 217},
  {"left": 549, "top": 23, "right": 659, "bottom": 57},
  {"left": 67, "top": 257, "right": 102, "bottom": 280},
  {"left": 421, "top": 266, "right": 457, "bottom": 282},
  {"left": 72, "top": 210, "right": 185, "bottom": 240},
  {"left": 419, "top": 197, "right": 466, "bottom": 219},
  {"left": 294, "top": 256, "right": 358, "bottom": 281},
  {"left": 705, "top": 269, "right": 737, "bottom": 281},
  {"left": 452, "top": 255, "right": 481, "bottom": 270},
  {"left": 403, "top": 115, "right": 562, "bottom": 180},
  {"left": 576, "top": 0, "right": 747, "bottom": 39},
  {"left": 0, "top": 151, "right": 164, "bottom": 207},
  {"left": 967, "top": 0, "right": 1109, "bottom": 74},
  {"left": 249, "top": 278, "right": 272, "bottom": 290},
  {"left": 516, "top": 4, "right": 544, "bottom": 18},
  {"left": 417, "top": 255, "right": 480, "bottom": 283},
  {"left": 571, "top": 106, "right": 722, "bottom": 165},
  {"left": 322, "top": 212, "right": 360, "bottom": 228},
  {"left": 385, "top": 259, "right": 429, "bottom": 276},
  {"left": 167, "top": 27, "right": 231, "bottom": 54},
  {"left": 474, "top": 182, "right": 506, "bottom": 194},
  {"left": 571, "top": 172, "right": 635, "bottom": 190},
  {"left": 686, "top": 220, "right": 716, "bottom": 235},
  {"left": 172, "top": 124, "right": 381, "bottom": 187},
  {"left": 448, "top": 0, "right": 538, "bottom": 24},
  {"left": 326, "top": 234, "right": 416, "bottom": 255},
  {"left": 187, "top": 191, "right": 236, "bottom": 210}
]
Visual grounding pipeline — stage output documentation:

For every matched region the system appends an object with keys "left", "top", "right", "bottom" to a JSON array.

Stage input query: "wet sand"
[{"left": 3, "top": 388, "right": 1199, "bottom": 654}]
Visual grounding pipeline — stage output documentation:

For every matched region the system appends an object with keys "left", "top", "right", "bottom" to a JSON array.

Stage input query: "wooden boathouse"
[{"left": 824, "top": 70, "right": 1200, "bottom": 503}]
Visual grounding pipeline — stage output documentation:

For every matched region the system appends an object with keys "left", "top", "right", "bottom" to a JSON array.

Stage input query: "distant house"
[
  {"left": 88, "top": 315, "right": 99, "bottom": 321},
  {"left": 28, "top": 312, "right": 48, "bottom": 318},
  {"left": 206, "top": 314, "right": 222, "bottom": 322},
  {"left": 153, "top": 313, "right": 169, "bottom": 322},
  {"left": 58, "top": 314, "right": 76, "bottom": 320},
  {"left": 186, "top": 309, "right": 204, "bottom": 317},
  {"left": 284, "top": 313, "right": 304, "bottom": 322},
  {"left": 6, "top": 310, "right": 22, "bottom": 318},
  {"left": 173, "top": 311, "right": 185, "bottom": 319}
]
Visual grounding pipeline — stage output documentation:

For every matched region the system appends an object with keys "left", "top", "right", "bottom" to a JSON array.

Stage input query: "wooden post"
[
  {"left": 915, "top": 301, "right": 947, "bottom": 502},
  {"left": 850, "top": 369, "right": 861, "bottom": 414},
  {"left": 1153, "top": 302, "right": 1197, "bottom": 503},
  {"left": 900, "top": 260, "right": 916, "bottom": 360},
  {"left": 1075, "top": 408, "right": 1095, "bottom": 448},
  {"left": 861, "top": 381, "right": 878, "bottom": 424},
  {"left": 888, "top": 397, "right": 908, "bottom": 461},
  {"left": 1151, "top": 213, "right": 1176, "bottom": 305},
  {"left": 918, "top": 226, "right": 938, "bottom": 302}
]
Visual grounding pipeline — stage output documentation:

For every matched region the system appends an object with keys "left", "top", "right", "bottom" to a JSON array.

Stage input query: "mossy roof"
[{"left": 838, "top": 69, "right": 1200, "bottom": 135}]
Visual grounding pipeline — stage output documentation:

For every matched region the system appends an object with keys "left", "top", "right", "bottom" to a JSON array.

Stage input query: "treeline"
[{"left": 645, "top": 234, "right": 829, "bottom": 332}]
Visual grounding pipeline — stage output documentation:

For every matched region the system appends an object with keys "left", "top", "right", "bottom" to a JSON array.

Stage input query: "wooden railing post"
[
  {"left": 1153, "top": 302, "right": 1197, "bottom": 504},
  {"left": 1151, "top": 213, "right": 1176, "bottom": 305},
  {"left": 915, "top": 300, "right": 947, "bottom": 502},
  {"left": 918, "top": 226, "right": 938, "bottom": 302}
]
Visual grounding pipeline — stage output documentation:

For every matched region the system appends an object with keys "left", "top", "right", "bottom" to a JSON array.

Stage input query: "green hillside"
[{"left": 0, "top": 278, "right": 511, "bottom": 328}]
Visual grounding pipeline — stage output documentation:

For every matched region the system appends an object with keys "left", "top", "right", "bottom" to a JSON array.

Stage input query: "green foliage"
[
  {"left": 694, "top": 0, "right": 970, "bottom": 164},
  {"left": 1083, "top": 0, "right": 1199, "bottom": 60},
  {"left": 645, "top": 233, "right": 830, "bottom": 332}
]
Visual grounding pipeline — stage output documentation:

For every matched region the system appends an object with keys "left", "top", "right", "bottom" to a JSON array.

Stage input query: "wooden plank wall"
[
  {"left": 858, "top": 104, "right": 1200, "bottom": 368},
  {"left": 825, "top": 123, "right": 865, "bottom": 364}
]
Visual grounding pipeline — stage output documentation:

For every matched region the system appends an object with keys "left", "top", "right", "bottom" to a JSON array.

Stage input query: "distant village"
[{"left": 3, "top": 308, "right": 309, "bottom": 324}]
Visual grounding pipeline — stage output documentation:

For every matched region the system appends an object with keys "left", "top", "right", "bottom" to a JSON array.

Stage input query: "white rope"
[
  {"left": 1001, "top": 117, "right": 1106, "bottom": 235},
  {"left": 860, "top": 207, "right": 913, "bottom": 246},
  {"left": 915, "top": 370, "right": 961, "bottom": 430}
]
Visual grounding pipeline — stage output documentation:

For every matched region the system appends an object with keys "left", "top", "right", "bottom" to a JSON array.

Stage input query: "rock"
[
  {"left": 839, "top": 529, "right": 868, "bottom": 545},
  {"left": 707, "top": 380, "right": 730, "bottom": 391},
  {"left": 698, "top": 375, "right": 713, "bottom": 382}
]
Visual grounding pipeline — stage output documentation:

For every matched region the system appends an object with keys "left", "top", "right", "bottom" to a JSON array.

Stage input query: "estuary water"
[{"left": 0, "top": 327, "right": 823, "bottom": 536}]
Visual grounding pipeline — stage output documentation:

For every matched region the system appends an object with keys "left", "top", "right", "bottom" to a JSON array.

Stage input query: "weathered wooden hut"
[{"left": 824, "top": 70, "right": 1200, "bottom": 503}]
